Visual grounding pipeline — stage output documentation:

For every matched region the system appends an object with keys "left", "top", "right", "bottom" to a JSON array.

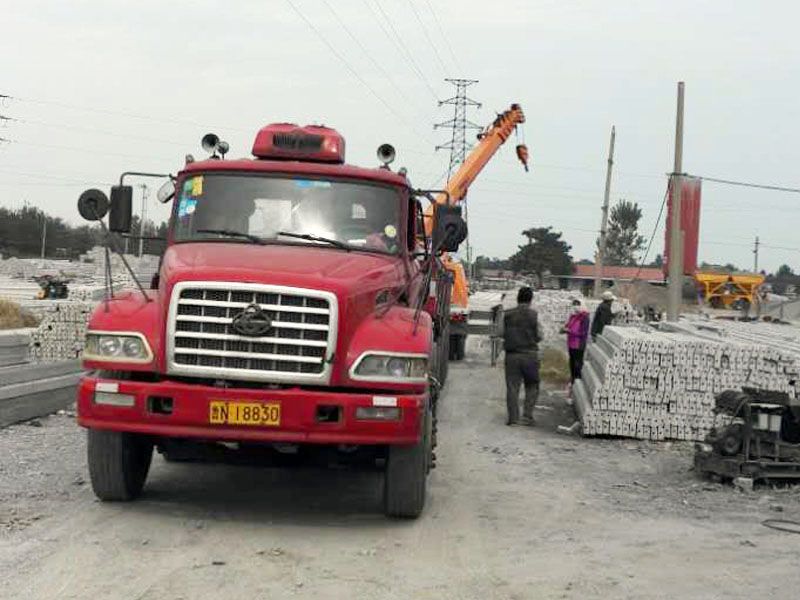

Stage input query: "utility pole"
[
  {"left": 40, "top": 216, "right": 46, "bottom": 260},
  {"left": 753, "top": 236, "right": 760, "bottom": 272},
  {"left": 667, "top": 82, "right": 685, "bottom": 322},
  {"left": 138, "top": 184, "right": 149, "bottom": 258},
  {"left": 594, "top": 126, "right": 616, "bottom": 297},
  {"left": 435, "top": 78, "right": 481, "bottom": 278}
]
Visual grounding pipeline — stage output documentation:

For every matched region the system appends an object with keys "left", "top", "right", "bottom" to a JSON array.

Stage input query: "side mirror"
[
  {"left": 156, "top": 179, "right": 175, "bottom": 204},
  {"left": 77, "top": 189, "right": 110, "bottom": 221},
  {"left": 109, "top": 185, "right": 133, "bottom": 233},
  {"left": 432, "top": 204, "right": 467, "bottom": 253}
]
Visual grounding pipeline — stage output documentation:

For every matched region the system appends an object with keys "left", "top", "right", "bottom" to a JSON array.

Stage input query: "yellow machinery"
[
  {"left": 695, "top": 272, "right": 765, "bottom": 310},
  {"left": 425, "top": 104, "right": 528, "bottom": 360}
]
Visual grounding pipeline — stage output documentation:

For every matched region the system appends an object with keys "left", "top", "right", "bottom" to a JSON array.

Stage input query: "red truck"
[{"left": 75, "top": 124, "right": 465, "bottom": 518}]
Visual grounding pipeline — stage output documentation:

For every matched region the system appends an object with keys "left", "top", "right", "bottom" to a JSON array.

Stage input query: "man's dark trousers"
[{"left": 505, "top": 351, "right": 540, "bottom": 423}]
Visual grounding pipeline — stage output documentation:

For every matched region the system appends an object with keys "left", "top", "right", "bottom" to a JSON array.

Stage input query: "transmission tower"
[{"left": 435, "top": 78, "right": 481, "bottom": 275}]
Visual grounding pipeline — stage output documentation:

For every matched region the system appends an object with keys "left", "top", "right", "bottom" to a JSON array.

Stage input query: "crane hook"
[{"left": 515, "top": 144, "right": 530, "bottom": 172}]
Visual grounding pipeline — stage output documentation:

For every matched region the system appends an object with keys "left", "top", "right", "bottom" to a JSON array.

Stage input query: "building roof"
[
  {"left": 570, "top": 265, "right": 664, "bottom": 282},
  {"left": 480, "top": 269, "right": 512, "bottom": 278}
]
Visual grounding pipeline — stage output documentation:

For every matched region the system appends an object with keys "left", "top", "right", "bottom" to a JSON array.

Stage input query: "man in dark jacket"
[
  {"left": 591, "top": 290, "right": 616, "bottom": 341},
  {"left": 502, "top": 287, "right": 543, "bottom": 426}
]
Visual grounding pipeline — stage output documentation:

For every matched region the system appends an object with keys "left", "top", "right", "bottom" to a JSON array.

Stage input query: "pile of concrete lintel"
[{"left": 573, "top": 317, "right": 800, "bottom": 441}]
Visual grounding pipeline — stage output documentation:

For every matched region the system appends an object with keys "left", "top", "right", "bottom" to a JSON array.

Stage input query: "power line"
[
  {"left": 0, "top": 180, "right": 112, "bottom": 188},
  {"left": 406, "top": 0, "right": 449, "bottom": 78},
  {"left": 285, "top": 0, "right": 435, "bottom": 143},
  {"left": 364, "top": 0, "right": 440, "bottom": 100},
  {"left": 1, "top": 92, "right": 249, "bottom": 133},
  {"left": 697, "top": 175, "right": 800, "bottom": 194},
  {"left": 705, "top": 240, "right": 800, "bottom": 253},
  {"left": 0, "top": 136, "right": 174, "bottom": 162},
  {"left": 632, "top": 185, "right": 669, "bottom": 281},
  {"left": 0, "top": 168, "right": 115, "bottom": 185},
  {"left": 421, "top": 0, "right": 463, "bottom": 73},
  {"left": 320, "top": 0, "right": 431, "bottom": 122},
  {"left": 0, "top": 114, "right": 188, "bottom": 147}
]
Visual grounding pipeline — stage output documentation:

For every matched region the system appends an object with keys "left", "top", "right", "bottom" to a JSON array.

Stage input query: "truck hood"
[{"left": 161, "top": 242, "right": 402, "bottom": 294}]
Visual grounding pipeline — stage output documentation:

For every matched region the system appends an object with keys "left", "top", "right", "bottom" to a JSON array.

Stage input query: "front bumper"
[{"left": 77, "top": 375, "right": 425, "bottom": 446}]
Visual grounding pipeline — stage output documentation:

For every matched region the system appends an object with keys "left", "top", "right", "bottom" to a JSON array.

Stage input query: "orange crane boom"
[
  {"left": 425, "top": 103, "right": 527, "bottom": 361},
  {"left": 427, "top": 104, "right": 526, "bottom": 229}
]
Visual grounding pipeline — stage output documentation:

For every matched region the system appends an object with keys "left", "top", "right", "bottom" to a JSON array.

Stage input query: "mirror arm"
[
  {"left": 119, "top": 171, "right": 171, "bottom": 186},
  {"left": 90, "top": 205, "right": 152, "bottom": 304}
]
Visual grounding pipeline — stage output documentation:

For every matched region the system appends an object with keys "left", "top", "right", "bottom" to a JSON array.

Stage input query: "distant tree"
[
  {"left": 650, "top": 254, "right": 664, "bottom": 268},
  {"left": 777, "top": 264, "right": 795, "bottom": 277},
  {"left": 698, "top": 261, "right": 738, "bottom": 273},
  {"left": 599, "top": 199, "right": 646, "bottom": 266},
  {"left": 0, "top": 205, "right": 97, "bottom": 259},
  {"left": 576, "top": 258, "right": 594, "bottom": 266},
  {"left": 510, "top": 227, "right": 573, "bottom": 283}
]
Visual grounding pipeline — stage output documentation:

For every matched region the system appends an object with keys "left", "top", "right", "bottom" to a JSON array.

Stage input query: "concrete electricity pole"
[
  {"left": 40, "top": 217, "right": 46, "bottom": 260},
  {"left": 753, "top": 236, "right": 760, "bottom": 272},
  {"left": 594, "top": 126, "right": 616, "bottom": 297},
  {"left": 667, "top": 82, "right": 685, "bottom": 322},
  {"left": 138, "top": 184, "right": 149, "bottom": 258}
]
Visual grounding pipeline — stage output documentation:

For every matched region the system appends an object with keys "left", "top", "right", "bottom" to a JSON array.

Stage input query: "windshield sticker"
[
  {"left": 294, "top": 179, "right": 332, "bottom": 189},
  {"left": 178, "top": 197, "right": 197, "bottom": 218},
  {"left": 191, "top": 176, "right": 204, "bottom": 196},
  {"left": 384, "top": 224, "right": 397, "bottom": 238}
]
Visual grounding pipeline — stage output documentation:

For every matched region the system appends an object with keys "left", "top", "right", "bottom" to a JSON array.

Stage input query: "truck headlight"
[
  {"left": 84, "top": 331, "right": 153, "bottom": 363},
  {"left": 351, "top": 353, "right": 428, "bottom": 382}
]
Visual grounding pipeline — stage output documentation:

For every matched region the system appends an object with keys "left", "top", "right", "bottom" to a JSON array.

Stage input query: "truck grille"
[{"left": 167, "top": 282, "right": 338, "bottom": 384}]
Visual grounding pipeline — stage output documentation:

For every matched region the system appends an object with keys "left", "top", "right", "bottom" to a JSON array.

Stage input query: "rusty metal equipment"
[{"left": 695, "top": 388, "right": 800, "bottom": 482}]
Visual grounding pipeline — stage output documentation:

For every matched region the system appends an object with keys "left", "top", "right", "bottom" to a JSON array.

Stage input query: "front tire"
[
  {"left": 384, "top": 407, "right": 431, "bottom": 518},
  {"left": 87, "top": 429, "right": 153, "bottom": 501}
]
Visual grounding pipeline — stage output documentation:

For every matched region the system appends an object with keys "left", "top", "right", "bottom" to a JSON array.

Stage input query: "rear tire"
[
  {"left": 384, "top": 407, "right": 431, "bottom": 518},
  {"left": 450, "top": 334, "right": 466, "bottom": 361},
  {"left": 449, "top": 333, "right": 465, "bottom": 361},
  {"left": 87, "top": 429, "right": 153, "bottom": 501}
]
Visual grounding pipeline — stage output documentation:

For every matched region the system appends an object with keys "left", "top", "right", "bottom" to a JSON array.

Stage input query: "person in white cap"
[{"left": 591, "top": 291, "right": 616, "bottom": 342}]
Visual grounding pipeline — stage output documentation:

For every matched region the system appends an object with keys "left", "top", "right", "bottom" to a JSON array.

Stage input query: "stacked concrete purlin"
[
  {"left": 27, "top": 302, "right": 95, "bottom": 362},
  {"left": 573, "top": 324, "right": 800, "bottom": 441},
  {"left": 77, "top": 247, "right": 159, "bottom": 288}
]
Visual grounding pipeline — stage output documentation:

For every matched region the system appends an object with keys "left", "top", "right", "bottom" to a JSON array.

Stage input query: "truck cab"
[{"left": 76, "top": 124, "right": 460, "bottom": 518}]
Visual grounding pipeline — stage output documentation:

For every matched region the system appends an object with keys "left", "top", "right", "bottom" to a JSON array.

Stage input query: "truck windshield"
[{"left": 173, "top": 173, "right": 402, "bottom": 254}]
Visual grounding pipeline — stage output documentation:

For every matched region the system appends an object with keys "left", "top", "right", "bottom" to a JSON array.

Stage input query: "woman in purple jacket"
[{"left": 562, "top": 299, "right": 590, "bottom": 388}]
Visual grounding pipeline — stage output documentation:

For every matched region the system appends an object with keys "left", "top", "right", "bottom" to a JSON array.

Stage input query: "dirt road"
[{"left": 3, "top": 346, "right": 800, "bottom": 599}]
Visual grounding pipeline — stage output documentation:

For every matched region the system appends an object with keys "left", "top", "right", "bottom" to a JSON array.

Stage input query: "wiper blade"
[
  {"left": 197, "top": 229, "right": 266, "bottom": 244},
  {"left": 277, "top": 231, "right": 352, "bottom": 251}
]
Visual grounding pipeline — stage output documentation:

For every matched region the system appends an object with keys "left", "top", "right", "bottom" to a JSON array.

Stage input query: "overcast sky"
[{"left": 2, "top": 0, "right": 799, "bottom": 272}]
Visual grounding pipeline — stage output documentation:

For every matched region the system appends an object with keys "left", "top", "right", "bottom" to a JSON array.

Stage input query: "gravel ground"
[{"left": 2, "top": 341, "right": 800, "bottom": 599}]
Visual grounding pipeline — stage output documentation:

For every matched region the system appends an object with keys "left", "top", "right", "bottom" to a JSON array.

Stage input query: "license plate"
[{"left": 209, "top": 401, "right": 280, "bottom": 426}]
